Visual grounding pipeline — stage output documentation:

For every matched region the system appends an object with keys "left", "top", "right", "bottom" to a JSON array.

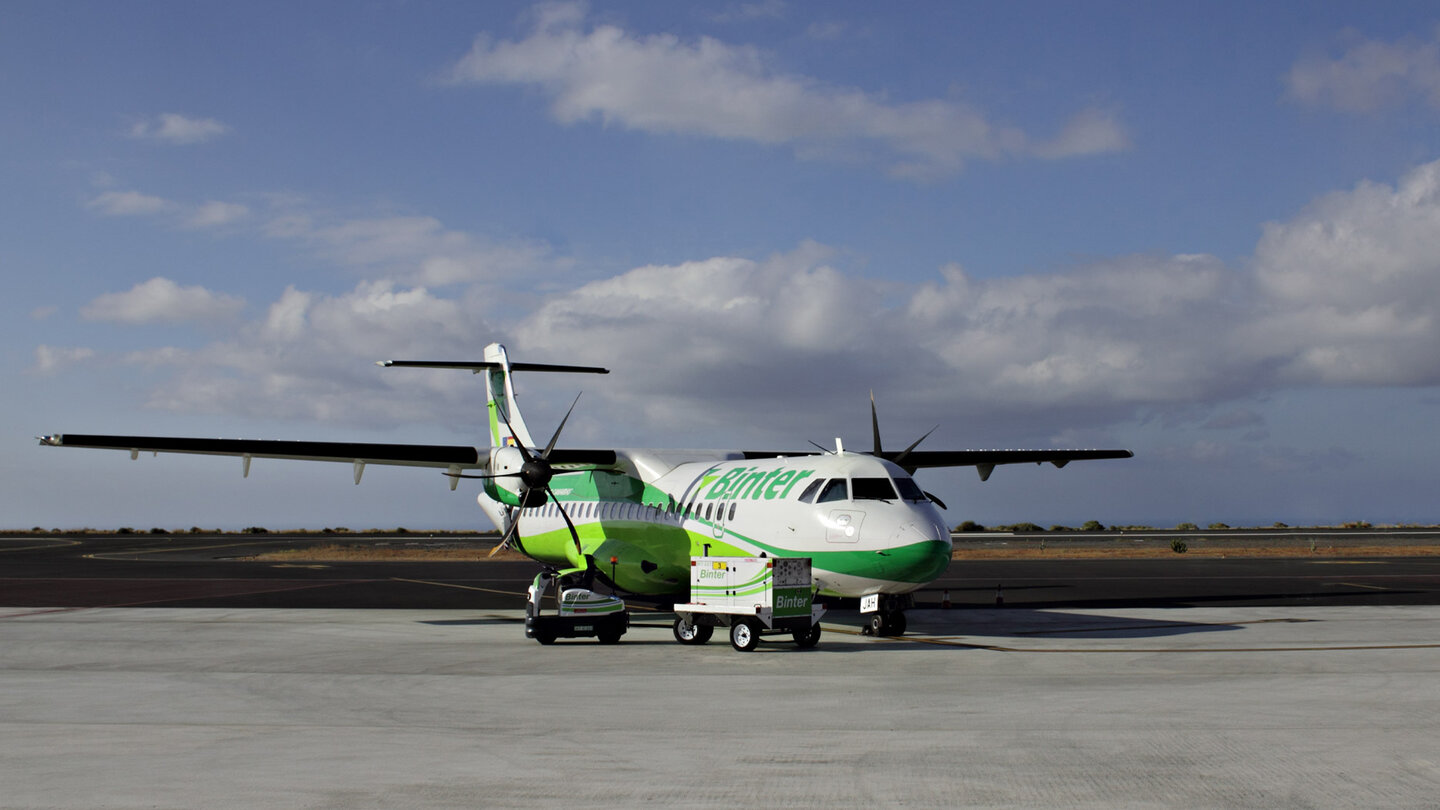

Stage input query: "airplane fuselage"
[{"left": 485, "top": 450, "right": 953, "bottom": 599}]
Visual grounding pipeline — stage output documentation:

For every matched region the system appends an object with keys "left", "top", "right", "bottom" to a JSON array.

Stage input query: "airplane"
[{"left": 39, "top": 343, "right": 1131, "bottom": 641}]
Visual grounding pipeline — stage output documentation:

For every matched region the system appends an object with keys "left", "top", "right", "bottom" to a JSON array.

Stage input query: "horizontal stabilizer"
[{"left": 377, "top": 360, "right": 608, "bottom": 374}]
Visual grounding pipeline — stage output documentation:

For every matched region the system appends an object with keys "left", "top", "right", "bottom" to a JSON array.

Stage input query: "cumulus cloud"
[
  {"left": 81, "top": 277, "right": 245, "bottom": 325},
  {"left": 129, "top": 113, "right": 231, "bottom": 144},
  {"left": 59, "top": 158, "right": 1440, "bottom": 450},
  {"left": 127, "top": 280, "right": 492, "bottom": 425},
  {"left": 1286, "top": 27, "right": 1440, "bottom": 112},
  {"left": 447, "top": 3, "right": 1129, "bottom": 178}
]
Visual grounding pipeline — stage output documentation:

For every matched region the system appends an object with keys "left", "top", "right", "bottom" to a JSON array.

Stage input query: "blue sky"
[{"left": 6, "top": 1, "right": 1440, "bottom": 530}]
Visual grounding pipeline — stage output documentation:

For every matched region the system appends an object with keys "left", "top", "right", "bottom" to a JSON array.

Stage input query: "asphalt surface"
[{"left": 5, "top": 531, "right": 1440, "bottom": 610}]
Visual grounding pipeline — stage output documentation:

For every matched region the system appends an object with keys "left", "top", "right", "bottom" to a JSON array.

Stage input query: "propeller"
[
  {"left": 447, "top": 393, "right": 604, "bottom": 559},
  {"left": 869, "top": 390, "right": 937, "bottom": 473}
]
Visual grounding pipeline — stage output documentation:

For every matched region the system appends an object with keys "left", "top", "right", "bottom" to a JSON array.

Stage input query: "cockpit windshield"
[
  {"left": 893, "top": 476, "right": 926, "bottom": 502},
  {"left": 851, "top": 477, "right": 897, "bottom": 501},
  {"left": 815, "top": 479, "right": 848, "bottom": 503}
]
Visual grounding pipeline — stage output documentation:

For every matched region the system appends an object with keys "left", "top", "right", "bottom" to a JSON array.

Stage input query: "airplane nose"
[{"left": 891, "top": 523, "right": 951, "bottom": 583}]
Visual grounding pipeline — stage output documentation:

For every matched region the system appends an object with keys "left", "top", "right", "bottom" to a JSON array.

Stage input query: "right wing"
[{"left": 39, "top": 433, "right": 485, "bottom": 487}]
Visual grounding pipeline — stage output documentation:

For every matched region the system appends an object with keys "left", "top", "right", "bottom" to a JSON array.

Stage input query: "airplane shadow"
[{"left": 838, "top": 608, "right": 1245, "bottom": 640}]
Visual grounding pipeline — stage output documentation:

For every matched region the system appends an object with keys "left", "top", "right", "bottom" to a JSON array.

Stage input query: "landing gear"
[
  {"left": 861, "top": 594, "right": 911, "bottom": 637},
  {"left": 673, "top": 617, "right": 714, "bottom": 645}
]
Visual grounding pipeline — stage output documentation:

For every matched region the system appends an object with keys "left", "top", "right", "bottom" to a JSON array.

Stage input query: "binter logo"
[{"left": 704, "top": 467, "right": 815, "bottom": 501}]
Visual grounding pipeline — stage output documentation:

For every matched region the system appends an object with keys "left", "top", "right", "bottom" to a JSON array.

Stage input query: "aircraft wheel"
[
  {"left": 730, "top": 618, "right": 760, "bottom": 652},
  {"left": 792, "top": 624, "right": 821, "bottom": 649},
  {"left": 673, "top": 617, "right": 713, "bottom": 645},
  {"left": 868, "top": 613, "right": 887, "bottom": 636}
]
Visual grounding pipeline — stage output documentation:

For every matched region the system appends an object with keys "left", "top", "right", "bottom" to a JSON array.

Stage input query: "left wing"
[{"left": 742, "top": 447, "right": 1133, "bottom": 481}]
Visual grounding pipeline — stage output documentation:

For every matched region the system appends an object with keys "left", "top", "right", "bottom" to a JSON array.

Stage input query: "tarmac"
[{"left": 4, "top": 605, "right": 1439, "bottom": 808}]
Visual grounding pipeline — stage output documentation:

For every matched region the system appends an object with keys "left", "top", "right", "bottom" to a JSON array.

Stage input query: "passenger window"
[
  {"left": 816, "top": 479, "right": 848, "bottom": 503},
  {"left": 852, "top": 478, "right": 897, "bottom": 501},
  {"left": 704, "top": 503, "right": 714, "bottom": 521},
  {"left": 797, "top": 479, "right": 824, "bottom": 503},
  {"left": 728, "top": 502, "right": 737, "bottom": 521}
]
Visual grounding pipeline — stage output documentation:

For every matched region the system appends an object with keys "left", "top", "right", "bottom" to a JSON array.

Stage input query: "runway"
[{"left": 5, "top": 532, "right": 1440, "bottom": 610}]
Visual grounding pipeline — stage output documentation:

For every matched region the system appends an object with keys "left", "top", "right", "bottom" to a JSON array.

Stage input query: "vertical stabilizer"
[{"left": 483, "top": 343, "right": 535, "bottom": 451}]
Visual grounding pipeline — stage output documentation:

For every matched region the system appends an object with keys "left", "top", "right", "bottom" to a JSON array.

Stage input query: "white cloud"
[
  {"left": 128, "top": 280, "right": 491, "bottom": 425},
  {"left": 187, "top": 201, "right": 250, "bottom": 228},
  {"left": 1286, "top": 27, "right": 1440, "bottom": 112},
  {"left": 129, "top": 113, "right": 231, "bottom": 144},
  {"left": 32, "top": 345, "right": 95, "bottom": 374},
  {"left": 269, "top": 213, "right": 570, "bottom": 286},
  {"left": 448, "top": 4, "right": 1129, "bottom": 178},
  {"left": 81, "top": 277, "right": 245, "bottom": 325},
  {"left": 87, "top": 190, "right": 170, "bottom": 216},
  {"left": 60, "top": 158, "right": 1440, "bottom": 449}
]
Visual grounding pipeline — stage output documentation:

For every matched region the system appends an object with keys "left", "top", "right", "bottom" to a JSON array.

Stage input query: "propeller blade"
[
  {"left": 892, "top": 425, "right": 938, "bottom": 470},
  {"left": 540, "top": 393, "right": 582, "bottom": 460},
  {"left": 549, "top": 485, "right": 584, "bottom": 559},
  {"left": 488, "top": 509, "right": 522, "bottom": 557},
  {"left": 870, "top": 390, "right": 883, "bottom": 456}
]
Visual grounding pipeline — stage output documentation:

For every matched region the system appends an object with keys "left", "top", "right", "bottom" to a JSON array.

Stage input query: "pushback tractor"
[{"left": 672, "top": 556, "right": 825, "bottom": 651}]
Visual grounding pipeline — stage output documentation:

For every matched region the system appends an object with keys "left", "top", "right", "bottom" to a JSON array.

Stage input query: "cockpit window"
[
  {"left": 894, "top": 476, "right": 926, "bottom": 502},
  {"left": 797, "top": 479, "right": 824, "bottom": 503},
  {"left": 852, "top": 477, "right": 898, "bottom": 501},
  {"left": 815, "top": 479, "right": 848, "bottom": 503}
]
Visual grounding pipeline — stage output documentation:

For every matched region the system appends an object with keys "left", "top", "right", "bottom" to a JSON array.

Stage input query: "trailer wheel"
[
  {"left": 532, "top": 629, "right": 555, "bottom": 645},
  {"left": 597, "top": 627, "right": 623, "bottom": 644},
  {"left": 792, "top": 624, "right": 821, "bottom": 649},
  {"left": 673, "top": 617, "right": 713, "bottom": 645},
  {"left": 730, "top": 618, "right": 760, "bottom": 652}
]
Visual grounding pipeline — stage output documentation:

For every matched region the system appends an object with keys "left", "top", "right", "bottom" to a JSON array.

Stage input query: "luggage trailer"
[{"left": 672, "top": 556, "right": 825, "bottom": 651}]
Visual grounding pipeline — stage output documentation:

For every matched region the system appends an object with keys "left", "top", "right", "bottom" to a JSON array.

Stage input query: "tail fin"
[{"left": 377, "top": 343, "right": 607, "bottom": 449}]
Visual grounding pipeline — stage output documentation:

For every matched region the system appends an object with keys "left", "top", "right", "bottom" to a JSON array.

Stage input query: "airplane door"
[{"left": 711, "top": 501, "right": 728, "bottom": 539}]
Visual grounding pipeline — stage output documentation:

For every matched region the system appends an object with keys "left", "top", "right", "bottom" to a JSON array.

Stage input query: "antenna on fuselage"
[{"left": 835, "top": 437, "right": 845, "bottom": 455}]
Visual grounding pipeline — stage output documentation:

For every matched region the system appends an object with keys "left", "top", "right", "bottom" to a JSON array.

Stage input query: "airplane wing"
[
  {"left": 37, "top": 433, "right": 620, "bottom": 486},
  {"left": 743, "top": 448, "right": 1132, "bottom": 480}
]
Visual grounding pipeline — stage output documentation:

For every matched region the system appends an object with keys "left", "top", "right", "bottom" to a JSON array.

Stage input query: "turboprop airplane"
[{"left": 39, "top": 343, "right": 1130, "bottom": 639}]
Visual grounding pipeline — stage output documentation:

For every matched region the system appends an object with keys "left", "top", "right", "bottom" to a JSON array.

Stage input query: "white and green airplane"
[{"left": 39, "top": 343, "right": 1130, "bottom": 635}]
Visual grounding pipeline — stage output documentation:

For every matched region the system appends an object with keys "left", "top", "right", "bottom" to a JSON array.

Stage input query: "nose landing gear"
[{"left": 859, "top": 593, "right": 912, "bottom": 637}]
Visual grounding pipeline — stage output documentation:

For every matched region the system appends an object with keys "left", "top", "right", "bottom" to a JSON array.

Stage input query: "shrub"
[
  {"left": 1175, "top": 522, "right": 1198, "bottom": 531},
  {"left": 1208, "top": 522, "right": 1230, "bottom": 530},
  {"left": 956, "top": 521, "right": 986, "bottom": 532},
  {"left": 1171, "top": 538, "right": 1189, "bottom": 554},
  {"left": 149, "top": 527, "right": 169, "bottom": 534},
  {"left": 1081, "top": 520, "right": 1105, "bottom": 532},
  {"left": 242, "top": 526, "right": 269, "bottom": 534}
]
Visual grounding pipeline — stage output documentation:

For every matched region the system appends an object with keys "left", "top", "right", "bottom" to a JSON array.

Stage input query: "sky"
[{"left": 6, "top": 1, "right": 1440, "bottom": 531}]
